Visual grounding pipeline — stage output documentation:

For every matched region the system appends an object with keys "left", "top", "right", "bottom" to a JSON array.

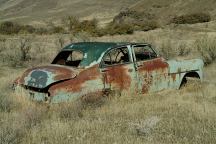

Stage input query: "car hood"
[{"left": 19, "top": 65, "right": 78, "bottom": 89}]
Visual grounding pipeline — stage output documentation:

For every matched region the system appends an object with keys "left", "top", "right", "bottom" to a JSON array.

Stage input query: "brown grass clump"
[
  {"left": 112, "top": 10, "right": 159, "bottom": 33},
  {"left": 0, "top": 21, "right": 21, "bottom": 35},
  {"left": 171, "top": 12, "right": 211, "bottom": 24},
  {"left": 138, "top": 20, "right": 159, "bottom": 31},
  {"left": 105, "top": 22, "right": 134, "bottom": 35}
]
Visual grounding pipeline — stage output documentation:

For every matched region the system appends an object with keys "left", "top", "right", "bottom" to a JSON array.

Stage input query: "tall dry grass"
[{"left": 0, "top": 27, "right": 216, "bottom": 143}]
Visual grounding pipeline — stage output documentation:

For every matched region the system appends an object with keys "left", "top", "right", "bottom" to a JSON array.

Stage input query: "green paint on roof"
[{"left": 62, "top": 42, "right": 127, "bottom": 67}]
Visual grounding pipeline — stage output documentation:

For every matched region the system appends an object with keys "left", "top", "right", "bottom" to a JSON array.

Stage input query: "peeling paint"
[{"left": 13, "top": 42, "right": 204, "bottom": 103}]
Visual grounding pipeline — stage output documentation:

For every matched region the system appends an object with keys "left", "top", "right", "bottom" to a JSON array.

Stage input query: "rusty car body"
[{"left": 13, "top": 42, "right": 204, "bottom": 103}]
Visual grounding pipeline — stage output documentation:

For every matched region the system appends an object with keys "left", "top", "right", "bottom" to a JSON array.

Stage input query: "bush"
[
  {"left": 0, "top": 21, "right": 21, "bottom": 34},
  {"left": 34, "top": 27, "right": 49, "bottom": 34},
  {"left": 195, "top": 36, "right": 216, "bottom": 65},
  {"left": 113, "top": 10, "right": 155, "bottom": 24},
  {"left": 51, "top": 26, "right": 65, "bottom": 33},
  {"left": 78, "top": 19, "right": 98, "bottom": 36},
  {"left": 20, "top": 25, "right": 36, "bottom": 34},
  {"left": 19, "top": 37, "right": 32, "bottom": 61},
  {"left": 0, "top": 21, "right": 50, "bottom": 35},
  {"left": 105, "top": 22, "right": 134, "bottom": 35},
  {"left": 138, "top": 20, "right": 159, "bottom": 31},
  {"left": 0, "top": 37, "right": 6, "bottom": 53},
  {"left": 171, "top": 12, "right": 211, "bottom": 24},
  {"left": 111, "top": 10, "right": 159, "bottom": 34},
  {"left": 62, "top": 16, "right": 80, "bottom": 32},
  {"left": 177, "top": 43, "right": 190, "bottom": 56}
]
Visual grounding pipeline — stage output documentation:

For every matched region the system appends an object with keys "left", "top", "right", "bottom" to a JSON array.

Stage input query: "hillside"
[
  {"left": 129, "top": 0, "right": 216, "bottom": 24},
  {"left": 1, "top": 0, "right": 216, "bottom": 26},
  {"left": 0, "top": 0, "right": 139, "bottom": 25}
]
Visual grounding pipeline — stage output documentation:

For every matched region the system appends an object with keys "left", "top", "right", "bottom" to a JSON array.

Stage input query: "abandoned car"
[{"left": 13, "top": 42, "right": 204, "bottom": 103}]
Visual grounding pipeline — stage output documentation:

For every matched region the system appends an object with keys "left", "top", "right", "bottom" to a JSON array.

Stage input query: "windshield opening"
[{"left": 52, "top": 50, "right": 84, "bottom": 67}]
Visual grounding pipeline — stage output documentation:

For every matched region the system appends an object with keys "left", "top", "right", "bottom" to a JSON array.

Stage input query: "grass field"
[{"left": 0, "top": 21, "right": 216, "bottom": 144}]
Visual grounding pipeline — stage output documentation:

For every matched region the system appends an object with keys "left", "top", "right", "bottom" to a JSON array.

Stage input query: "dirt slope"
[
  {"left": 129, "top": 0, "right": 216, "bottom": 24},
  {"left": 0, "top": 0, "right": 216, "bottom": 25},
  {"left": 0, "top": 0, "right": 139, "bottom": 24}
]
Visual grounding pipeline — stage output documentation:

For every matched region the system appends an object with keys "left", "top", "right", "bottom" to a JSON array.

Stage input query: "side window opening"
[
  {"left": 52, "top": 50, "right": 84, "bottom": 67},
  {"left": 133, "top": 45, "right": 157, "bottom": 61},
  {"left": 102, "top": 47, "right": 130, "bottom": 67}
]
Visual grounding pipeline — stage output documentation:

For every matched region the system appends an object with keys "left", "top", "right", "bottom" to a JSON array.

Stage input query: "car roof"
[
  {"left": 63, "top": 42, "right": 149, "bottom": 52},
  {"left": 61, "top": 42, "right": 149, "bottom": 67},
  {"left": 63, "top": 42, "right": 126, "bottom": 52}
]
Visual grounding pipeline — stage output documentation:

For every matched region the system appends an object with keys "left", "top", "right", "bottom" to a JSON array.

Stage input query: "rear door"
[
  {"left": 132, "top": 44, "right": 169, "bottom": 93},
  {"left": 100, "top": 46, "right": 137, "bottom": 94}
]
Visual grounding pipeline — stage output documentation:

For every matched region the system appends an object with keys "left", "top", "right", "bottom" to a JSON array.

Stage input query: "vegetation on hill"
[{"left": 170, "top": 13, "right": 211, "bottom": 24}]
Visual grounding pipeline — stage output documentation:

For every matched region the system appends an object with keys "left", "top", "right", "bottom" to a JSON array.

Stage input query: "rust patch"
[
  {"left": 14, "top": 77, "right": 21, "bottom": 85},
  {"left": 105, "top": 65, "right": 131, "bottom": 90},
  {"left": 49, "top": 65, "right": 100, "bottom": 96},
  {"left": 138, "top": 58, "right": 168, "bottom": 72},
  {"left": 33, "top": 65, "right": 75, "bottom": 81},
  {"left": 19, "top": 65, "right": 76, "bottom": 84},
  {"left": 171, "top": 73, "right": 177, "bottom": 81},
  {"left": 141, "top": 74, "right": 153, "bottom": 93}
]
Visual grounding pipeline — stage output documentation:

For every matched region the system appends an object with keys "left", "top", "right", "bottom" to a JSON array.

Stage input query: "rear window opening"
[{"left": 52, "top": 50, "right": 84, "bottom": 67}]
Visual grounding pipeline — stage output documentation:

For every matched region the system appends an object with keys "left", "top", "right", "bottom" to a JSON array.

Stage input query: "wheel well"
[
  {"left": 184, "top": 72, "right": 200, "bottom": 79},
  {"left": 180, "top": 72, "right": 200, "bottom": 88}
]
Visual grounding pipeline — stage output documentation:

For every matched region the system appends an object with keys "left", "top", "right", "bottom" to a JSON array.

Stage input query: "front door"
[{"left": 132, "top": 44, "right": 169, "bottom": 93}]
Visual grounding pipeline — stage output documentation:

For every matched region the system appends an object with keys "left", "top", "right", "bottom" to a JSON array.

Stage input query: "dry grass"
[{"left": 0, "top": 26, "right": 216, "bottom": 144}]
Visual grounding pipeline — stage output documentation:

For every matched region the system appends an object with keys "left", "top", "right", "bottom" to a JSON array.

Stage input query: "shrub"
[
  {"left": 0, "top": 37, "right": 6, "bottom": 53},
  {"left": 62, "top": 16, "right": 80, "bottom": 32},
  {"left": 113, "top": 10, "right": 155, "bottom": 24},
  {"left": 20, "top": 25, "right": 36, "bottom": 34},
  {"left": 177, "top": 43, "right": 190, "bottom": 56},
  {"left": 62, "top": 16, "right": 101, "bottom": 36},
  {"left": 106, "top": 22, "right": 134, "bottom": 35},
  {"left": 171, "top": 12, "right": 211, "bottom": 24},
  {"left": 34, "top": 27, "right": 49, "bottom": 34},
  {"left": 19, "top": 37, "right": 32, "bottom": 61},
  {"left": 51, "top": 26, "right": 65, "bottom": 33},
  {"left": 77, "top": 19, "right": 98, "bottom": 36},
  {"left": 137, "top": 20, "right": 159, "bottom": 31},
  {"left": 111, "top": 10, "right": 158, "bottom": 34},
  {"left": 0, "top": 21, "right": 21, "bottom": 34},
  {"left": 195, "top": 36, "right": 216, "bottom": 65},
  {"left": 0, "top": 21, "right": 51, "bottom": 35}
]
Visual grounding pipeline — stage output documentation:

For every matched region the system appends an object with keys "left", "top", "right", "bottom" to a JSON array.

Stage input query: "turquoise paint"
[{"left": 14, "top": 43, "right": 205, "bottom": 103}]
